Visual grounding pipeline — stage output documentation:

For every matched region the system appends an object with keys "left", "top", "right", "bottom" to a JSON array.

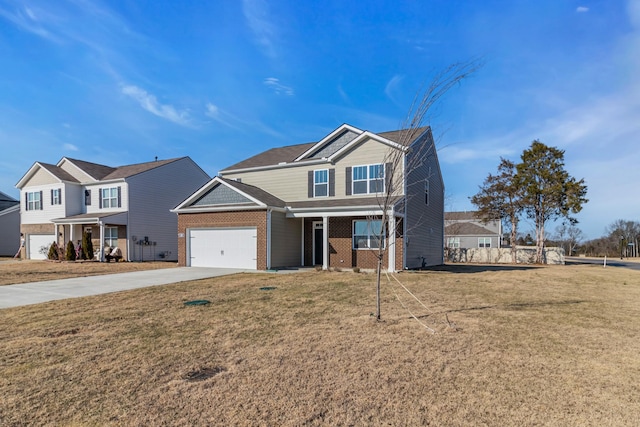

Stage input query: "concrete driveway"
[{"left": 0, "top": 267, "right": 247, "bottom": 309}]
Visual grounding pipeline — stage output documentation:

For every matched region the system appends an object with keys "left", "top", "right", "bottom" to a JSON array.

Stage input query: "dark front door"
[{"left": 314, "top": 226, "right": 323, "bottom": 265}]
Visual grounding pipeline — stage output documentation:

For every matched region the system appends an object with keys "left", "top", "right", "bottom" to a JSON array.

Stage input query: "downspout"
[
  {"left": 300, "top": 219, "right": 305, "bottom": 266},
  {"left": 403, "top": 153, "right": 408, "bottom": 269}
]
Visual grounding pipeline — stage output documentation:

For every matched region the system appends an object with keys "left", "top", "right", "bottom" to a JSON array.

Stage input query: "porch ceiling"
[{"left": 51, "top": 212, "right": 128, "bottom": 225}]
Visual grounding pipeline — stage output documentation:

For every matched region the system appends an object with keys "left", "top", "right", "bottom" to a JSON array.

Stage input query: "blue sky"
[{"left": 1, "top": 0, "right": 638, "bottom": 239}]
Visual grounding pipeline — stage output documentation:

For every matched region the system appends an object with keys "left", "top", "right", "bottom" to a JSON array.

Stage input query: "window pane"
[
  {"left": 314, "top": 170, "right": 328, "bottom": 183},
  {"left": 353, "top": 181, "right": 367, "bottom": 194},
  {"left": 369, "top": 178, "right": 384, "bottom": 193},
  {"left": 353, "top": 166, "right": 367, "bottom": 180},
  {"left": 369, "top": 164, "right": 383, "bottom": 179},
  {"left": 315, "top": 184, "right": 327, "bottom": 197}
]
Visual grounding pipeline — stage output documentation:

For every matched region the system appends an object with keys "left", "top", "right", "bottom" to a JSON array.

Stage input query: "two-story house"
[
  {"left": 173, "top": 124, "right": 444, "bottom": 272},
  {"left": 0, "top": 191, "right": 20, "bottom": 256},
  {"left": 16, "top": 157, "right": 210, "bottom": 261},
  {"left": 445, "top": 211, "right": 502, "bottom": 249}
]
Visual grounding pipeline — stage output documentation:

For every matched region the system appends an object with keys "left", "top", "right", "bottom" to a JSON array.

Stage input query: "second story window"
[
  {"left": 85, "top": 190, "right": 91, "bottom": 206},
  {"left": 100, "top": 187, "right": 121, "bottom": 209},
  {"left": 51, "top": 188, "right": 62, "bottom": 205},
  {"left": 314, "top": 170, "right": 328, "bottom": 197},
  {"left": 352, "top": 164, "right": 385, "bottom": 195},
  {"left": 26, "top": 191, "right": 42, "bottom": 211}
]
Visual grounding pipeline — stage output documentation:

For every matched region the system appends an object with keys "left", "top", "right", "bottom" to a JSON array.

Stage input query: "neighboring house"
[
  {"left": 0, "top": 191, "right": 20, "bottom": 256},
  {"left": 445, "top": 211, "right": 502, "bottom": 249},
  {"left": 173, "top": 124, "right": 444, "bottom": 272},
  {"left": 16, "top": 157, "right": 210, "bottom": 261}
]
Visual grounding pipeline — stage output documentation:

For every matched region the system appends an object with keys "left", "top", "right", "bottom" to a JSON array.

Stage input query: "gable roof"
[
  {"left": 445, "top": 211, "right": 499, "bottom": 221},
  {"left": 173, "top": 176, "right": 286, "bottom": 212},
  {"left": 220, "top": 124, "right": 431, "bottom": 173},
  {"left": 445, "top": 222, "right": 497, "bottom": 236},
  {"left": 17, "top": 157, "right": 189, "bottom": 188},
  {"left": 62, "top": 158, "right": 116, "bottom": 180}
]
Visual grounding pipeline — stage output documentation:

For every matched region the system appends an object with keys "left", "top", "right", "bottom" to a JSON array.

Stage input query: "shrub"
[
  {"left": 82, "top": 232, "right": 94, "bottom": 260},
  {"left": 47, "top": 242, "right": 59, "bottom": 260},
  {"left": 352, "top": 267, "right": 360, "bottom": 273},
  {"left": 65, "top": 241, "right": 76, "bottom": 261}
]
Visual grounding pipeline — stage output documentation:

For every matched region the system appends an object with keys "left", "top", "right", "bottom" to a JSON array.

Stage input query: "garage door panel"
[
  {"left": 29, "top": 234, "right": 55, "bottom": 260},
  {"left": 189, "top": 228, "right": 257, "bottom": 269}
]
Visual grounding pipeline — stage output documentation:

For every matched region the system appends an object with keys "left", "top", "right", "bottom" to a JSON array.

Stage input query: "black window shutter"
[
  {"left": 25, "top": 194, "right": 28, "bottom": 211},
  {"left": 329, "top": 169, "right": 335, "bottom": 197},
  {"left": 117, "top": 187, "right": 122, "bottom": 207},
  {"left": 345, "top": 167, "right": 352, "bottom": 196},
  {"left": 99, "top": 189, "right": 103, "bottom": 209},
  {"left": 39, "top": 191, "right": 43, "bottom": 210},
  {"left": 308, "top": 171, "right": 313, "bottom": 198},
  {"left": 50, "top": 189, "right": 54, "bottom": 205},
  {"left": 385, "top": 162, "right": 392, "bottom": 193},
  {"left": 58, "top": 188, "right": 62, "bottom": 205}
]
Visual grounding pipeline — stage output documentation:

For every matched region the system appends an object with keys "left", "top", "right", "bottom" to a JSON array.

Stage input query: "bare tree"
[
  {"left": 554, "top": 222, "right": 584, "bottom": 256},
  {"left": 369, "top": 59, "right": 483, "bottom": 320}
]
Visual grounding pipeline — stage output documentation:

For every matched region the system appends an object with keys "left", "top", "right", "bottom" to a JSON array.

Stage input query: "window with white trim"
[
  {"left": 314, "top": 169, "right": 328, "bottom": 197},
  {"left": 353, "top": 219, "right": 385, "bottom": 249},
  {"left": 352, "top": 164, "right": 385, "bottom": 194},
  {"left": 26, "top": 191, "right": 42, "bottom": 211},
  {"left": 478, "top": 237, "right": 491, "bottom": 248},
  {"left": 52, "top": 188, "right": 61, "bottom": 205},
  {"left": 447, "top": 237, "right": 460, "bottom": 248},
  {"left": 104, "top": 226, "right": 118, "bottom": 248},
  {"left": 101, "top": 187, "right": 119, "bottom": 208}
]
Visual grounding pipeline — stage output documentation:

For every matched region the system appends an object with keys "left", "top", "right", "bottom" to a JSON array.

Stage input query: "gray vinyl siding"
[
  {"left": 127, "top": 158, "right": 210, "bottom": 262},
  {"left": 403, "top": 132, "right": 444, "bottom": 268},
  {"left": 269, "top": 211, "right": 301, "bottom": 268},
  {"left": 0, "top": 207, "right": 20, "bottom": 256},
  {"left": 64, "top": 184, "right": 83, "bottom": 216}
]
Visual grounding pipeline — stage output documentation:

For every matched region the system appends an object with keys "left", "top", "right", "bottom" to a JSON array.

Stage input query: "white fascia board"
[
  {"left": 57, "top": 157, "right": 101, "bottom": 182},
  {"left": 285, "top": 207, "right": 400, "bottom": 218},
  {"left": 85, "top": 178, "right": 126, "bottom": 186},
  {"left": 293, "top": 124, "right": 364, "bottom": 162},
  {"left": 219, "top": 158, "right": 328, "bottom": 175},
  {"left": 171, "top": 205, "right": 286, "bottom": 214},
  {"left": 327, "top": 131, "right": 407, "bottom": 163}
]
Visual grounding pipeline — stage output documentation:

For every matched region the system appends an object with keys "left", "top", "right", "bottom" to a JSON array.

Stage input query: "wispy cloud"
[
  {"left": 121, "top": 85, "right": 190, "bottom": 126},
  {"left": 264, "top": 77, "right": 294, "bottom": 96},
  {"left": 0, "top": 4, "right": 61, "bottom": 42},
  {"left": 242, "top": 0, "right": 278, "bottom": 59},
  {"left": 204, "top": 102, "right": 284, "bottom": 138},
  {"left": 576, "top": 6, "right": 590, "bottom": 13},
  {"left": 384, "top": 74, "right": 404, "bottom": 106},
  {"left": 63, "top": 143, "right": 78, "bottom": 151}
]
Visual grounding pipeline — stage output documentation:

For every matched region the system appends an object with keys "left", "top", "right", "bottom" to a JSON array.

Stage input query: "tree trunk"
[
  {"left": 376, "top": 255, "right": 382, "bottom": 320},
  {"left": 510, "top": 215, "right": 518, "bottom": 263}
]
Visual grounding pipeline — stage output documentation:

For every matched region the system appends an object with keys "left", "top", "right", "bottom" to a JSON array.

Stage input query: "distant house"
[
  {"left": 0, "top": 191, "right": 20, "bottom": 256},
  {"left": 173, "top": 124, "right": 445, "bottom": 271},
  {"left": 445, "top": 211, "right": 502, "bottom": 249},
  {"left": 16, "top": 157, "right": 210, "bottom": 261}
]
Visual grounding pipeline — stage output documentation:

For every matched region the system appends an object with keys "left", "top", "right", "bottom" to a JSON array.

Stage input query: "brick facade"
[
  {"left": 303, "top": 217, "right": 404, "bottom": 270},
  {"left": 177, "top": 210, "right": 268, "bottom": 269}
]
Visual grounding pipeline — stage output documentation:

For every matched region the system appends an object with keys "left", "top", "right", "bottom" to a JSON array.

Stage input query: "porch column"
[
  {"left": 388, "top": 210, "right": 396, "bottom": 273},
  {"left": 300, "top": 219, "right": 305, "bottom": 266},
  {"left": 99, "top": 222, "right": 105, "bottom": 262},
  {"left": 322, "top": 215, "right": 328, "bottom": 270}
]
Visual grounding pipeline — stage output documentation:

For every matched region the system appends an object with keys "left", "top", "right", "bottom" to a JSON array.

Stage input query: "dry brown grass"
[
  {"left": 0, "top": 260, "right": 177, "bottom": 286},
  {"left": 2, "top": 264, "right": 640, "bottom": 426}
]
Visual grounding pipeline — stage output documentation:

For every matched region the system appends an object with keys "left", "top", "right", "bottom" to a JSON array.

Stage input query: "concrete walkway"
[{"left": 0, "top": 267, "right": 247, "bottom": 309}]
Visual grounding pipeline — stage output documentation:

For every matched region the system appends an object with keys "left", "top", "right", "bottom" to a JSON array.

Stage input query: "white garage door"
[
  {"left": 28, "top": 234, "right": 55, "bottom": 260},
  {"left": 189, "top": 228, "right": 257, "bottom": 269}
]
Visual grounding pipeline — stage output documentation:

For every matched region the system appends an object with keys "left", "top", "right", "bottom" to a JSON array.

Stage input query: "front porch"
[{"left": 52, "top": 213, "right": 128, "bottom": 262}]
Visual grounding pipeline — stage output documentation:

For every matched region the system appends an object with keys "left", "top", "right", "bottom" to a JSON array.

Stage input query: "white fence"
[{"left": 445, "top": 246, "right": 565, "bottom": 265}]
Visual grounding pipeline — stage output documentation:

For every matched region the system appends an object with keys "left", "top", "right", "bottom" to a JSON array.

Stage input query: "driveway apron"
[{"left": 0, "top": 267, "right": 246, "bottom": 309}]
